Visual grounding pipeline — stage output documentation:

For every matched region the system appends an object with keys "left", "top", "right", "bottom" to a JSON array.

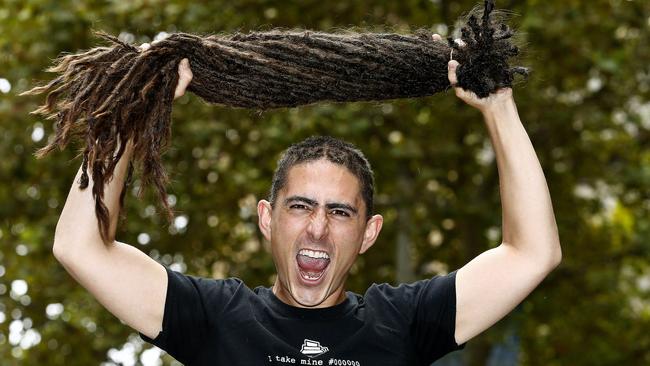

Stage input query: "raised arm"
[
  {"left": 52, "top": 54, "right": 192, "bottom": 340},
  {"left": 445, "top": 58, "right": 562, "bottom": 344}
]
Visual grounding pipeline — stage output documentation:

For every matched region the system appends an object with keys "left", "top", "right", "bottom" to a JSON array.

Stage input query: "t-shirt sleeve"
[
  {"left": 368, "top": 271, "right": 465, "bottom": 363},
  {"left": 139, "top": 265, "right": 242, "bottom": 364},
  {"left": 411, "top": 270, "right": 465, "bottom": 363}
]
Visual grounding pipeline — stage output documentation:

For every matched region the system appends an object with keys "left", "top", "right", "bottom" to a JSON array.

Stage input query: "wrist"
[{"left": 481, "top": 97, "right": 519, "bottom": 124}]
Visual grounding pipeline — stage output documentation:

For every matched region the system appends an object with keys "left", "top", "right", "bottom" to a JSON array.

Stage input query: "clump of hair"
[
  {"left": 23, "top": 0, "right": 526, "bottom": 243},
  {"left": 450, "top": 0, "right": 528, "bottom": 97}
]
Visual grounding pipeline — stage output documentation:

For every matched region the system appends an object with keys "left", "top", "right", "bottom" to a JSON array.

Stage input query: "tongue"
[{"left": 297, "top": 254, "right": 330, "bottom": 271}]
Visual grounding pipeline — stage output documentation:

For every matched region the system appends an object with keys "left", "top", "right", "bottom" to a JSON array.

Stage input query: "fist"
[
  {"left": 139, "top": 41, "right": 193, "bottom": 100},
  {"left": 432, "top": 34, "right": 513, "bottom": 113}
]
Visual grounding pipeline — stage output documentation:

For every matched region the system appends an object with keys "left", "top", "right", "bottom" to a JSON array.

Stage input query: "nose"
[{"left": 306, "top": 208, "right": 329, "bottom": 241}]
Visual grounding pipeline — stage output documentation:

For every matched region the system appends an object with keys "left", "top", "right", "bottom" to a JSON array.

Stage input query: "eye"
[
  {"left": 331, "top": 209, "right": 350, "bottom": 217},
  {"left": 290, "top": 204, "right": 309, "bottom": 210}
]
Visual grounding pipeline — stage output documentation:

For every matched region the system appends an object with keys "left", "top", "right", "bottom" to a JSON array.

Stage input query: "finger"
[
  {"left": 448, "top": 60, "right": 459, "bottom": 87},
  {"left": 455, "top": 86, "right": 470, "bottom": 100},
  {"left": 432, "top": 34, "right": 443, "bottom": 42},
  {"left": 174, "top": 58, "right": 193, "bottom": 99},
  {"left": 178, "top": 58, "right": 192, "bottom": 80}
]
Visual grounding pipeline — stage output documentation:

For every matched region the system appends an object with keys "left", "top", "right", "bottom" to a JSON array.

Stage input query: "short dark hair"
[{"left": 269, "top": 136, "right": 375, "bottom": 219}]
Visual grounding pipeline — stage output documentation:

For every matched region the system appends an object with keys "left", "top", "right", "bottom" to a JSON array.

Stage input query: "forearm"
[
  {"left": 482, "top": 99, "right": 561, "bottom": 266},
  {"left": 53, "top": 139, "right": 134, "bottom": 253},
  {"left": 51, "top": 139, "right": 168, "bottom": 338}
]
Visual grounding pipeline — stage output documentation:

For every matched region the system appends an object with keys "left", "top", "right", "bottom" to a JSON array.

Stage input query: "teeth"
[{"left": 298, "top": 249, "right": 330, "bottom": 260}]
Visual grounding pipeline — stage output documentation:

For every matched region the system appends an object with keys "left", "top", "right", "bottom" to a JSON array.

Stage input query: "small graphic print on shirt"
[
  {"left": 300, "top": 339, "right": 329, "bottom": 358},
  {"left": 266, "top": 339, "right": 361, "bottom": 365}
]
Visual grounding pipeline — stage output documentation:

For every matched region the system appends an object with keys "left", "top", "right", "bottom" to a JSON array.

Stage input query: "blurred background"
[{"left": 1, "top": 0, "right": 649, "bottom": 365}]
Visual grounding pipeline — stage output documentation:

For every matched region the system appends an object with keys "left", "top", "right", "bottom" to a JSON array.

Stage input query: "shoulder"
[
  {"left": 366, "top": 272, "right": 457, "bottom": 302},
  {"left": 164, "top": 266, "right": 250, "bottom": 301},
  {"left": 363, "top": 272, "right": 458, "bottom": 317}
]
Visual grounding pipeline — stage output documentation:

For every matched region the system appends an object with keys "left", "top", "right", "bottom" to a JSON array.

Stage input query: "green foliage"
[{"left": 0, "top": 0, "right": 648, "bottom": 365}]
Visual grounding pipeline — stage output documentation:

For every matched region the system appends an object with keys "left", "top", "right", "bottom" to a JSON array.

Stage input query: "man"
[{"left": 52, "top": 35, "right": 562, "bottom": 365}]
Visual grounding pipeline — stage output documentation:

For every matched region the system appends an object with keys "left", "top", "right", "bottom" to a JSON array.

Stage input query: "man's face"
[{"left": 258, "top": 159, "right": 383, "bottom": 308}]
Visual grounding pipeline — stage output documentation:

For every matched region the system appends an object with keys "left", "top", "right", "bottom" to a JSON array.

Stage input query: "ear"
[
  {"left": 257, "top": 199, "right": 273, "bottom": 242},
  {"left": 359, "top": 214, "right": 383, "bottom": 254}
]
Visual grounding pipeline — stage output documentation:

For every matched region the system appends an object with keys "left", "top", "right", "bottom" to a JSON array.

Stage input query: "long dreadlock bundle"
[{"left": 24, "top": 0, "right": 527, "bottom": 243}]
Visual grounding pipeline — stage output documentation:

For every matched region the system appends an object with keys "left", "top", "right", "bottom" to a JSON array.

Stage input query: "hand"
[
  {"left": 139, "top": 41, "right": 193, "bottom": 100},
  {"left": 432, "top": 34, "right": 514, "bottom": 115}
]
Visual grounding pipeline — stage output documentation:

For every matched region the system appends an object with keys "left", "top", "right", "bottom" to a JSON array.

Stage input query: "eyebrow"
[{"left": 284, "top": 195, "right": 359, "bottom": 215}]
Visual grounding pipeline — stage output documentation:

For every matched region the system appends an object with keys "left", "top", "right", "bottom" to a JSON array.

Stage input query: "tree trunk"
[{"left": 396, "top": 165, "right": 416, "bottom": 284}]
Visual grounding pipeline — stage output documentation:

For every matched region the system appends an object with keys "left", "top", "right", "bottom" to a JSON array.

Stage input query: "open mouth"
[{"left": 296, "top": 249, "right": 331, "bottom": 283}]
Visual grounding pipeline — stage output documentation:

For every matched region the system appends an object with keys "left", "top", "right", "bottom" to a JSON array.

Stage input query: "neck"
[{"left": 271, "top": 281, "right": 347, "bottom": 308}]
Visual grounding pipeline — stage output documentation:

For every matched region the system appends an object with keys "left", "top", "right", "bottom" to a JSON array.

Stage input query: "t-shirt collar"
[{"left": 255, "top": 286, "right": 359, "bottom": 320}]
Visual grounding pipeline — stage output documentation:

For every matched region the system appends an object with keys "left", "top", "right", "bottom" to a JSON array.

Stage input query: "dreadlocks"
[{"left": 23, "top": 0, "right": 527, "bottom": 243}]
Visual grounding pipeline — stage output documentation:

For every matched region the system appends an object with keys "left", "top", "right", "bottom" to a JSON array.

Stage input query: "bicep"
[
  {"left": 57, "top": 241, "right": 166, "bottom": 339},
  {"left": 454, "top": 244, "right": 550, "bottom": 344}
]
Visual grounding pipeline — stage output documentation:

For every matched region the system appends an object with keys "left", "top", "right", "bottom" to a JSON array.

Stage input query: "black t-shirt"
[{"left": 140, "top": 266, "right": 465, "bottom": 365}]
